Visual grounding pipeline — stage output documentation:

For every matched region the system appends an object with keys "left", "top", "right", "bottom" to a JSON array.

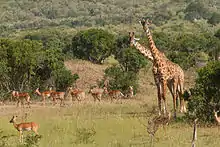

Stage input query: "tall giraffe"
[
  {"left": 139, "top": 19, "right": 186, "bottom": 117},
  {"left": 128, "top": 32, "right": 185, "bottom": 115}
]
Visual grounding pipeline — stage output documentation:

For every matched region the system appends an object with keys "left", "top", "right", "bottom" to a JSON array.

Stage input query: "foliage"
[
  {"left": 74, "top": 128, "right": 96, "bottom": 144},
  {"left": 103, "top": 66, "right": 138, "bottom": 94},
  {"left": 70, "top": 29, "right": 115, "bottom": 64},
  {"left": 207, "top": 12, "right": 220, "bottom": 25},
  {"left": 187, "top": 61, "right": 220, "bottom": 122},
  {"left": 52, "top": 68, "right": 78, "bottom": 91},
  {"left": 0, "top": 130, "right": 15, "bottom": 147},
  {"left": 184, "top": 1, "right": 211, "bottom": 21},
  {"left": 0, "top": 38, "right": 75, "bottom": 97},
  {"left": 214, "top": 29, "right": 220, "bottom": 39},
  {"left": 166, "top": 33, "right": 217, "bottom": 69},
  {"left": 114, "top": 35, "right": 148, "bottom": 73}
]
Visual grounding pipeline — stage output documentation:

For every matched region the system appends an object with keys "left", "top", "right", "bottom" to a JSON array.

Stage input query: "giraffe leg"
[
  {"left": 156, "top": 83, "right": 162, "bottom": 116},
  {"left": 154, "top": 74, "right": 162, "bottom": 116},
  {"left": 172, "top": 81, "right": 178, "bottom": 118},
  {"left": 161, "top": 80, "right": 168, "bottom": 115},
  {"left": 179, "top": 80, "right": 186, "bottom": 113}
]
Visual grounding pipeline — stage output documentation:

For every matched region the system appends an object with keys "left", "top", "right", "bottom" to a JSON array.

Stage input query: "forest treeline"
[{"left": 0, "top": 0, "right": 220, "bottom": 36}]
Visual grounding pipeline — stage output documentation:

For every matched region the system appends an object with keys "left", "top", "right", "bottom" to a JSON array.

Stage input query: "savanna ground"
[{"left": 0, "top": 60, "right": 220, "bottom": 147}]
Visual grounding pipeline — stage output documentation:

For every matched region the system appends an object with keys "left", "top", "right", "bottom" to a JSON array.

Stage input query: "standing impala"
[
  {"left": 50, "top": 91, "right": 66, "bottom": 106},
  {"left": 214, "top": 110, "right": 220, "bottom": 124},
  {"left": 11, "top": 91, "right": 31, "bottom": 108},
  {"left": 34, "top": 88, "right": 54, "bottom": 106},
  {"left": 66, "top": 87, "right": 85, "bottom": 102},
  {"left": 103, "top": 87, "right": 125, "bottom": 102},
  {"left": 89, "top": 87, "right": 105, "bottom": 102},
  {"left": 9, "top": 115, "right": 39, "bottom": 143}
]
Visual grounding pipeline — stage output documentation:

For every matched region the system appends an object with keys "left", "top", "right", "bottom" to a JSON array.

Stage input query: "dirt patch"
[{"left": 64, "top": 60, "right": 110, "bottom": 90}]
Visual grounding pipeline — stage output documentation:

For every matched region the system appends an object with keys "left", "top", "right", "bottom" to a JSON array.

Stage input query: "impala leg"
[{"left": 19, "top": 131, "right": 23, "bottom": 143}]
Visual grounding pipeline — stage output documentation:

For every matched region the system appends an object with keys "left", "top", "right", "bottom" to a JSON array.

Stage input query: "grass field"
[{"left": 0, "top": 96, "right": 220, "bottom": 147}]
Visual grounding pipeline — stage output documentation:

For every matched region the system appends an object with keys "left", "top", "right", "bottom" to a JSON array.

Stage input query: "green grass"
[{"left": 0, "top": 100, "right": 220, "bottom": 147}]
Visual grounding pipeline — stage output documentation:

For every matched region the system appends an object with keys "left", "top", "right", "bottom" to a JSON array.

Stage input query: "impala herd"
[
  {"left": 9, "top": 85, "right": 134, "bottom": 108},
  {"left": 7, "top": 85, "right": 134, "bottom": 143}
]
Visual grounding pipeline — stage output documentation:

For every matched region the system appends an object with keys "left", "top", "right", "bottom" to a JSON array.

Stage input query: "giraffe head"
[
  {"left": 139, "top": 19, "right": 151, "bottom": 32},
  {"left": 128, "top": 32, "right": 140, "bottom": 47}
]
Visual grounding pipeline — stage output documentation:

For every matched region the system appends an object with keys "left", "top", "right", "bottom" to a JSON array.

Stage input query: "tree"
[
  {"left": 214, "top": 29, "right": 220, "bottom": 39},
  {"left": 208, "top": 12, "right": 220, "bottom": 25},
  {"left": 184, "top": 2, "right": 211, "bottom": 21},
  {"left": 0, "top": 38, "right": 75, "bottom": 97},
  {"left": 70, "top": 29, "right": 116, "bottom": 64},
  {"left": 102, "top": 65, "right": 138, "bottom": 94},
  {"left": 187, "top": 61, "right": 220, "bottom": 122},
  {"left": 114, "top": 35, "right": 148, "bottom": 73}
]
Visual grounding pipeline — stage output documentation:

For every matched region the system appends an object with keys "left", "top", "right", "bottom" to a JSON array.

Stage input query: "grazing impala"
[
  {"left": 11, "top": 91, "right": 31, "bottom": 108},
  {"left": 9, "top": 115, "right": 39, "bottom": 143},
  {"left": 89, "top": 87, "right": 105, "bottom": 102},
  {"left": 214, "top": 110, "right": 220, "bottom": 124},
  {"left": 66, "top": 87, "right": 85, "bottom": 102},
  {"left": 103, "top": 87, "right": 125, "bottom": 102}
]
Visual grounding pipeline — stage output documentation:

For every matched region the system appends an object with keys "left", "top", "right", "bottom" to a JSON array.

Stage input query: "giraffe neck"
[
  {"left": 133, "top": 41, "right": 154, "bottom": 62},
  {"left": 145, "top": 28, "right": 161, "bottom": 61}
]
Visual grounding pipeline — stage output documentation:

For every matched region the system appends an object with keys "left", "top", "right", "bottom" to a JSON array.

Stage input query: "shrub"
[
  {"left": 208, "top": 12, "right": 220, "bottom": 25},
  {"left": 101, "top": 66, "right": 138, "bottom": 94},
  {"left": 187, "top": 61, "right": 220, "bottom": 123},
  {"left": 70, "top": 29, "right": 115, "bottom": 64}
]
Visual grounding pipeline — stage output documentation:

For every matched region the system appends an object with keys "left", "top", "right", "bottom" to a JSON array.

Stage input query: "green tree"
[
  {"left": 114, "top": 35, "right": 148, "bottom": 73},
  {"left": 0, "top": 38, "right": 75, "bottom": 96},
  {"left": 187, "top": 61, "right": 220, "bottom": 122},
  {"left": 214, "top": 29, "right": 220, "bottom": 39},
  {"left": 103, "top": 65, "right": 138, "bottom": 94},
  {"left": 208, "top": 12, "right": 220, "bottom": 25},
  {"left": 70, "top": 29, "right": 115, "bottom": 64},
  {"left": 184, "top": 2, "right": 211, "bottom": 21}
]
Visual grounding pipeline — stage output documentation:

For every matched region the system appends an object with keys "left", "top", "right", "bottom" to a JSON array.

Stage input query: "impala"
[
  {"left": 50, "top": 91, "right": 65, "bottom": 106},
  {"left": 214, "top": 110, "right": 220, "bottom": 124},
  {"left": 66, "top": 87, "right": 85, "bottom": 102},
  {"left": 127, "top": 86, "right": 134, "bottom": 98},
  {"left": 9, "top": 115, "right": 39, "bottom": 143},
  {"left": 11, "top": 91, "right": 31, "bottom": 108},
  {"left": 103, "top": 87, "right": 125, "bottom": 102},
  {"left": 34, "top": 88, "right": 54, "bottom": 106},
  {"left": 89, "top": 87, "right": 104, "bottom": 102}
]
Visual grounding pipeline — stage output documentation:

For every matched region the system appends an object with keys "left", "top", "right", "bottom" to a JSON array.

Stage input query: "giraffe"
[
  {"left": 128, "top": 32, "right": 185, "bottom": 115},
  {"left": 138, "top": 19, "right": 186, "bottom": 118}
]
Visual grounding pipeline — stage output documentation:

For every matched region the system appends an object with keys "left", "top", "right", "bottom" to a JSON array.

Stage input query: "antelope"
[
  {"left": 89, "top": 87, "right": 104, "bottom": 102},
  {"left": 103, "top": 87, "right": 125, "bottom": 102},
  {"left": 66, "top": 87, "right": 85, "bottom": 102},
  {"left": 34, "top": 88, "right": 54, "bottom": 106},
  {"left": 11, "top": 91, "right": 31, "bottom": 108},
  {"left": 9, "top": 115, "right": 39, "bottom": 143},
  {"left": 50, "top": 91, "right": 65, "bottom": 106},
  {"left": 214, "top": 110, "right": 220, "bottom": 124},
  {"left": 127, "top": 86, "right": 134, "bottom": 98}
]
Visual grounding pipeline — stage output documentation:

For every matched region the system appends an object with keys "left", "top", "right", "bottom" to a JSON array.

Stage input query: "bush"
[
  {"left": 208, "top": 12, "right": 220, "bottom": 25},
  {"left": 114, "top": 35, "right": 149, "bottom": 73},
  {"left": 102, "top": 66, "right": 138, "bottom": 94},
  {"left": 70, "top": 29, "right": 116, "bottom": 64},
  {"left": 187, "top": 61, "right": 220, "bottom": 123}
]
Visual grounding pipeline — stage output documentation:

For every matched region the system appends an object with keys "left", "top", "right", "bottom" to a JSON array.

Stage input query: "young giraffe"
[
  {"left": 128, "top": 32, "right": 185, "bottom": 114},
  {"left": 139, "top": 19, "right": 186, "bottom": 117}
]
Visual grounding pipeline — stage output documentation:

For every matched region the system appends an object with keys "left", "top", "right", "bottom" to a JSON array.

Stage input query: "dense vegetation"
[{"left": 0, "top": 0, "right": 220, "bottom": 123}]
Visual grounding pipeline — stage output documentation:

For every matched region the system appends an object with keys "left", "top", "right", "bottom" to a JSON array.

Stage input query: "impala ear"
[{"left": 134, "top": 37, "right": 140, "bottom": 41}]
